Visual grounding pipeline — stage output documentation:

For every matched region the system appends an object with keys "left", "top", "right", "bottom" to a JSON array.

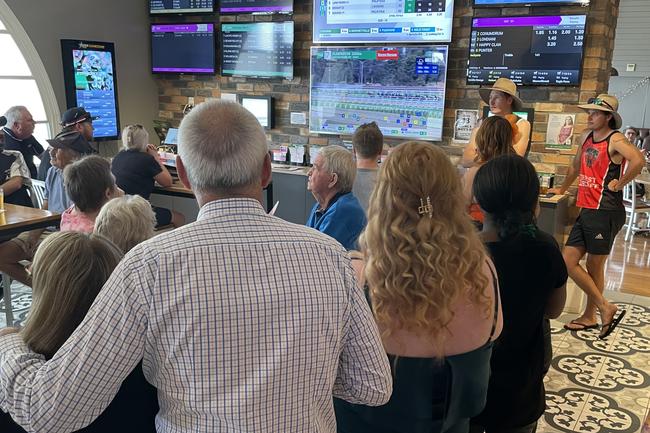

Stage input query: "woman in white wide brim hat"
[{"left": 461, "top": 78, "right": 532, "bottom": 167}]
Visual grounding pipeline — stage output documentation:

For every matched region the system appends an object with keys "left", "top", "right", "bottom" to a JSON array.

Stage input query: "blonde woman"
[
  {"left": 0, "top": 232, "right": 158, "bottom": 433},
  {"left": 111, "top": 124, "right": 184, "bottom": 228},
  {"left": 94, "top": 194, "right": 157, "bottom": 253},
  {"left": 335, "top": 142, "right": 503, "bottom": 433}
]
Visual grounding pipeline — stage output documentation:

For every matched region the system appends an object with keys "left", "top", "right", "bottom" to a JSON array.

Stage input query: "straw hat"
[
  {"left": 577, "top": 94, "right": 622, "bottom": 130},
  {"left": 479, "top": 78, "right": 524, "bottom": 112}
]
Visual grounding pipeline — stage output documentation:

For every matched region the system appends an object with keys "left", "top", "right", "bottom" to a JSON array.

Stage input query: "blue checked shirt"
[{"left": 0, "top": 198, "right": 392, "bottom": 432}]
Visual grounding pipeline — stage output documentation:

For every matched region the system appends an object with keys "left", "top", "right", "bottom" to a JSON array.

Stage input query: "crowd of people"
[{"left": 0, "top": 76, "right": 647, "bottom": 433}]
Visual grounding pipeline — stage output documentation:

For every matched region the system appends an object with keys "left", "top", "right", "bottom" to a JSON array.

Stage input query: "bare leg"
[{"left": 585, "top": 253, "right": 618, "bottom": 334}]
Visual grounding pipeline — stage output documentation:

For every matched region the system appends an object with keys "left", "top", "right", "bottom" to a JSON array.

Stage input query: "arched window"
[{"left": 0, "top": 0, "right": 59, "bottom": 144}]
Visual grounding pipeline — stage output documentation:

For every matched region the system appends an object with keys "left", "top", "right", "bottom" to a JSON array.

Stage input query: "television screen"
[
  {"left": 467, "top": 15, "right": 587, "bottom": 86},
  {"left": 221, "top": 22, "right": 293, "bottom": 79},
  {"left": 310, "top": 46, "right": 448, "bottom": 141},
  {"left": 149, "top": 0, "right": 214, "bottom": 14},
  {"left": 474, "top": 0, "right": 588, "bottom": 6},
  {"left": 151, "top": 24, "right": 215, "bottom": 74},
  {"left": 61, "top": 40, "right": 120, "bottom": 140},
  {"left": 240, "top": 96, "right": 273, "bottom": 128},
  {"left": 220, "top": 0, "right": 292, "bottom": 14},
  {"left": 313, "top": 0, "right": 454, "bottom": 43}
]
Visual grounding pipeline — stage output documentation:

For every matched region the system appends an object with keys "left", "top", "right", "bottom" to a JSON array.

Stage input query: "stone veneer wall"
[{"left": 155, "top": 0, "right": 620, "bottom": 197}]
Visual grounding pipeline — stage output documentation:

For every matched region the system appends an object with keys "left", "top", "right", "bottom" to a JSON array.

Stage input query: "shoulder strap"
[{"left": 486, "top": 262, "right": 500, "bottom": 344}]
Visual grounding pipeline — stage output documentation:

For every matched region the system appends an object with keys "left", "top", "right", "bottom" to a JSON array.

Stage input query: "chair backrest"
[
  {"left": 30, "top": 179, "right": 47, "bottom": 209},
  {"left": 623, "top": 182, "right": 634, "bottom": 203}
]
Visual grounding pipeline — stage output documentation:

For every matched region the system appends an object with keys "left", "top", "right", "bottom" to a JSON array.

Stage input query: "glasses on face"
[{"left": 587, "top": 98, "right": 615, "bottom": 111}]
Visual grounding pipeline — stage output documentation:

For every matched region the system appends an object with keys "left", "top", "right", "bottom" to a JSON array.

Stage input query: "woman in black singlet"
[{"left": 335, "top": 142, "right": 503, "bottom": 433}]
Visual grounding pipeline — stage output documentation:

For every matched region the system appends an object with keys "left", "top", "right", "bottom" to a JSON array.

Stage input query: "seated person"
[
  {"left": 624, "top": 126, "right": 638, "bottom": 146},
  {"left": 469, "top": 155, "right": 567, "bottom": 433},
  {"left": 0, "top": 231, "right": 158, "bottom": 433},
  {"left": 111, "top": 125, "right": 184, "bottom": 228},
  {"left": 351, "top": 122, "right": 384, "bottom": 214},
  {"left": 335, "top": 141, "right": 503, "bottom": 433},
  {"left": 2, "top": 106, "right": 45, "bottom": 179},
  {"left": 61, "top": 155, "right": 123, "bottom": 233},
  {"left": 306, "top": 145, "right": 366, "bottom": 250},
  {"left": 0, "top": 147, "right": 32, "bottom": 208},
  {"left": 94, "top": 195, "right": 157, "bottom": 253}
]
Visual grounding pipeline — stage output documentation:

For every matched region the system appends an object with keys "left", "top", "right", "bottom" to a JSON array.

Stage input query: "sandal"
[
  {"left": 599, "top": 310, "right": 627, "bottom": 340},
  {"left": 564, "top": 320, "right": 599, "bottom": 331}
]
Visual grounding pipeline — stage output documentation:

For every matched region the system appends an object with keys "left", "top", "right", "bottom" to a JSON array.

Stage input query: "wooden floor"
[{"left": 604, "top": 232, "right": 650, "bottom": 297}]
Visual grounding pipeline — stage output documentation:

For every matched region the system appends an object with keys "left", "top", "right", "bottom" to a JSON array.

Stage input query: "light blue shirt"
[{"left": 44, "top": 166, "right": 72, "bottom": 213}]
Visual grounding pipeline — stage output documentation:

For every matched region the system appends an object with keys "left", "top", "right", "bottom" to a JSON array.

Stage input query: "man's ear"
[
  {"left": 176, "top": 155, "right": 191, "bottom": 189},
  {"left": 328, "top": 172, "right": 338, "bottom": 189},
  {"left": 261, "top": 153, "right": 272, "bottom": 189}
]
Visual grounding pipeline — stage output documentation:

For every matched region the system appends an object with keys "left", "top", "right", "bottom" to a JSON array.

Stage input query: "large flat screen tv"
[
  {"left": 221, "top": 22, "right": 293, "bottom": 79},
  {"left": 149, "top": 0, "right": 214, "bottom": 14},
  {"left": 61, "top": 39, "right": 120, "bottom": 141},
  {"left": 310, "top": 46, "right": 448, "bottom": 141},
  {"left": 313, "top": 0, "right": 454, "bottom": 43},
  {"left": 467, "top": 15, "right": 587, "bottom": 86},
  {"left": 151, "top": 24, "right": 215, "bottom": 74},
  {"left": 473, "top": 0, "right": 588, "bottom": 6},
  {"left": 220, "top": 0, "right": 292, "bottom": 14}
]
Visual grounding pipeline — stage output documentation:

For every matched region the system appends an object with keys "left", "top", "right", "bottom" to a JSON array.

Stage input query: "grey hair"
[
  {"left": 4, "top": 106, "right": 28, "bottom": 128},
  {"left": 121, "top": 125, "right": 149, "bottom": 152},
  {"left": 94, "top": 195, "right": 156, "bottom": 253},
  {"left": 319, "top": 146, "right": 357, "bottom": 193},
  {"left": 177, "top": 100, "right": 268, "bottom": 194}
]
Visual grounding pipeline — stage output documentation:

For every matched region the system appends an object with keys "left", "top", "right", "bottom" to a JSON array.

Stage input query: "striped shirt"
[{"left": 0, "top": 198, "right": 391, "bottom": 433}]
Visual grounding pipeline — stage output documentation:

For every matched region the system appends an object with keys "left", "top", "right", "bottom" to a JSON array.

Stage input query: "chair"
[
  {"left": 623, "top": 180, "right": 650, "bottom": 241},
  {"left": 1, "top": 273, "right": 13, "bottom": 327},
  {"left": 30, "top": 179, "right": 47, "bottom": 209}
]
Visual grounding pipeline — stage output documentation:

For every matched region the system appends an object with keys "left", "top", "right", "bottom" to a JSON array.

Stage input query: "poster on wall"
[
  {"left": 61, "top": 39, "right": 120, "bottom": 141},
  {"left": 545, "top": 113, "right": 575, "bottom": 150},
  {"left": 453, "top": 109, "right": 479, "bottom": 143}
]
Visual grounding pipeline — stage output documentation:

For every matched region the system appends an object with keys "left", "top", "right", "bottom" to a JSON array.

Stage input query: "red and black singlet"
[{"left": 576, "top": 131, "right": 625, "bottom": 211}]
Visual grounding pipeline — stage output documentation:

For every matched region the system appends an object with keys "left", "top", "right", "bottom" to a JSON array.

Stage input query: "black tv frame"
[
  {"left": 149, "top": 0, "right": 215, "bottom": 15},
  {"left": 472, "top": 0, "right": 589, "bottom": 7},
  {"left": 219, "top": 0, "right": 293, "bottom": 14},
  {"left": 150, "top": 23, "right": 217, "bottom": 76},
  {"left": 239, "top": 95, "right": 275, "bottom": 129}
]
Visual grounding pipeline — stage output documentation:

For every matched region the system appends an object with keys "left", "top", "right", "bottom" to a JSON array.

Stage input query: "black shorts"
[
  {"left": 566, "top": 208, "right": 626, "bottom": 255},
  {"left": 152, "top": 206, "right": 172, "bottom": 227}
]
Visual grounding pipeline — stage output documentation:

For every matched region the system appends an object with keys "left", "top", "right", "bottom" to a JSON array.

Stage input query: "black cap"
[
  {"left": 60, "top": 107, "right": 98, "bottom": 128},
  {"left": 0, "top": 116, "right": 6, "bottom": 127},
  {"left": 46, "top": 131, "right": 95, "bottom": 155}
]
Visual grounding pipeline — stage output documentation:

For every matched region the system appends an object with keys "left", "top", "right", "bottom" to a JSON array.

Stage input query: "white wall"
[
  {"left": 5, "top": 0, "right": 158, "bottom": 154},
  {"left": 611, "top": 0, "right": 650, "bottom": 77}
]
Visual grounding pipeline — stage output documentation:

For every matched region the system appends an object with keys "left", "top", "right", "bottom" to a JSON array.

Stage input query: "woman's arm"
[
  {"left": 146, "top": 145, "right": 173, "bottom": 187},
  {"left": 461, "top": 128, "right": 479, "bottom": 168}
]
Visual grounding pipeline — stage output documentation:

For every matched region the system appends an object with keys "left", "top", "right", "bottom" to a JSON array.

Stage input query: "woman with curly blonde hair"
[{"left": 335, "top": 141, "right": 503, "bottom": 433}]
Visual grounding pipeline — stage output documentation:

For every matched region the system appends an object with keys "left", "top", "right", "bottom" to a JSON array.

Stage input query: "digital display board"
[
  {"left": 61, "top": 40, "right": 120, "bottom": 140},
  {"left": 313, "top": 0, "right": 454, "bottom": 43},
  {"left": 149, "top": 0, "right": 214, "bottom": 14},
  {"left": 221, "top": 22, "right": 293, "bottom": 79},
  {"left": 220, "top": 0, "right": 292, "bottom": 13},
  {"left": 474, "top": 0, "right": 588, "bottom": 6},
  {"left": 151, "top": 24, "right": 216, "bottom": 74},
  {"left": 467, "top": 15, "right": 587, "bottom": 86},
  {"left": 310, "top": 46, "right": 448, "bottom": 141}
]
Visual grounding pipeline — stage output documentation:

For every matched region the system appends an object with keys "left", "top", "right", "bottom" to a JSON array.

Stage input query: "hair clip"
[{"left": 418, "top": 196, "right": 433, "bottom": 218}]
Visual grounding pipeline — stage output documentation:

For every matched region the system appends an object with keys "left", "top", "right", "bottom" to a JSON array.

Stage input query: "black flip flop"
[
  {"left": 564, "top": 320, "right": 599, "bottom": 331},
  {"left": 599, "top": 310, "right": 627, "bottom": 340}
]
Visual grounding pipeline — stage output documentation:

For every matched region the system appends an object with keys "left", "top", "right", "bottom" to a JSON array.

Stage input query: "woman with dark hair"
[{"left": 469, "top": 155, "right": 568, "bottom": 433}]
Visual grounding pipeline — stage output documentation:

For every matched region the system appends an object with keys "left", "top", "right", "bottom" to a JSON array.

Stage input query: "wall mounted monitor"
[
  {"left": 221, "top": 22, "right": 293, "bottom": 79},
  {"left": 473, "top": 0, "right": 588, "bottom": 6},
  {"left": 313, "top": 0, "right": 454, "bottom": 43},
  {"left": 220, "top": 0, "right": 292, "bottom": 14},
  {"left": 61, "top": 39, "right": 120, "bottom": 140},
  {"left": 151, "top": 24, "right": 216, "bottom": 74},
  {"left": 310, "top": 46, "right": 449, "bottom": 141},
  {"left": 240, "top": 95, "right": 274, "bottom": 129},
  {"left": 467, "top": 15, "right": 587, "bottom": 86},
  {"left": 149, "top": 0, "right": 214, "bottom": 14}
]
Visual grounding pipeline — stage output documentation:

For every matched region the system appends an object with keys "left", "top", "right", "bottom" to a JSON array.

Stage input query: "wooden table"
[{"left": 153, "top": 180, "right": 274, "bottom": 212}]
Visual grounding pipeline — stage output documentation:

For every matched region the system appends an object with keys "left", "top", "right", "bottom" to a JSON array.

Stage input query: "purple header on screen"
[
  {"left": 221, "top": 6, "right": 291, "bottom": 12},
  {"left": 153, "top": 67, "right": 214, "bottom": 73},
  {"left": 151, "top": 24, "right": 214, "bottom": 33},
  {"left": 472, "top": 16, "right": 562, "bottom": 27}
]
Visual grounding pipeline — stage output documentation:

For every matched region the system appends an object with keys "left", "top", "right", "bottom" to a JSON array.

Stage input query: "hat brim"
[
  {"left": 577, "top": 104, "right": 623, "bottom": 129},
  {"left": 479, "top": 87, "right": 524, "bottom": 112}
]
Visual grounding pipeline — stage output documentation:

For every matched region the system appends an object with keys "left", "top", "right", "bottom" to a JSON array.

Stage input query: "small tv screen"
[
  {"left": 61, "top": 40, "right": 120, "bottom": 140},
  {"left": 220, "top": 0, "right": 292, "bottom": 14},
  {"left": 240, "top": 96, "right": 273, "bottom": 129},
  {"left": 310, "top": 46, "right": 449, "bottom": 141},
  {"left": 149, "top": 0, "right": 214, "bottom": 14},
  {"left": 473, "top": 0, "right": 588, "bottom": 6},
  {"left": 313, "top": 0, "right": 455, "bottom": 43},
  {"left": 221, "top": 22, "right": 293, "bottom": 79},
  {"left": 151, "top": 24, "right": 215, "bottom": 74},
  {"left": 467, "top": 15, "right": 587, "bottom": 86}
]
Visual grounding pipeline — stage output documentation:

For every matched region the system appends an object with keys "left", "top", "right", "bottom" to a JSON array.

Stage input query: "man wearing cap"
[
  {"left": 549, "top": 94, "right": 645, "bottom": 339},
  {"left": 461, "top": 78, "right": 531, "bottom": 167},
  {"left": 2, "top": 106, "right": 45, "bottom": 179},
  {"left": 37, "top": 107, "right": 97, "bottom": 180}
]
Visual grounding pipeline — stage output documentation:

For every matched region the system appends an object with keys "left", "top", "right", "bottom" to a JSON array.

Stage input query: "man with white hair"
[
  {"left": 307, "top": 145, "right": 367, "bottom": 250},
  {"left": 2, "top": 106, "right": 45, "bottom": 178},
  {"left": 0, "top": 100, "right": 392, "bottom": 433}
]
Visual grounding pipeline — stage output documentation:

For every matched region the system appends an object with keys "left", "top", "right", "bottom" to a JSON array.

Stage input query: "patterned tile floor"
[{"left": 1, "top": 282, "right": 649, "bottom": 432}]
